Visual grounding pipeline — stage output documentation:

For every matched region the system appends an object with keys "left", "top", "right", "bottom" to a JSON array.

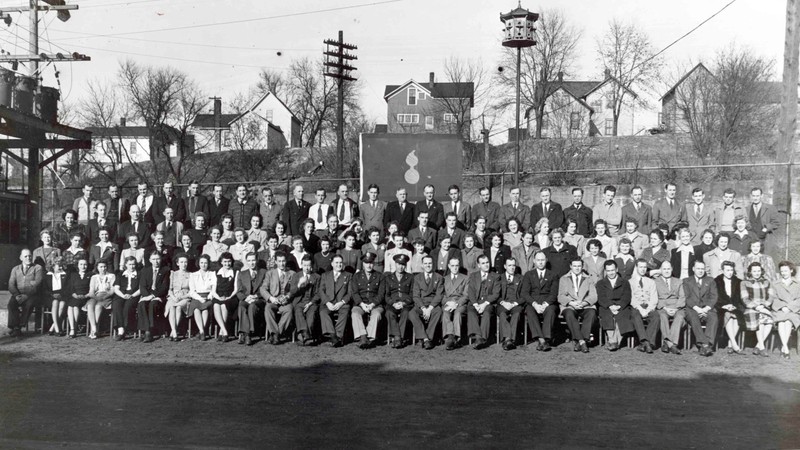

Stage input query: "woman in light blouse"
[
  {"left": 228, "top": 227, "right": 254, "bottom": 270},
  {"left": 112, "top": 256, "right": 141, "bottom": 340},
  {"left": 741, "top": 262, "right": 775, "bottom": 356},
  {"left": 86, "top": 260, "right": 115, "bottom": 339},
  {"left": 165, "top": 253, "right": 192, "bottom": 341},
  {"left": 212, "top": 252, "right": 238, "bottom": 342},
  {"left": 583, "top": 239, "right": 606, "bottom": 284},
  {"left": 66, "top": 257, "right": 91, "bottom": 338},
  {"left": 532, "top": 217, "right": 550, "bottom": 250},
  {"left": 89, "top": 227, "right": 119, "bottom": 272},
  {"left": 188, "top": 254, "right": 216, "bottom": 340},
  {"left": 288, "top": 235, "right": 309, "bottom": 272},
  {"left": 743, "top": 240, "right": 776, "bottom": 281},
  {"left": 33, "top": 229, "right": 61, "bottom": 273},
  {"left": 589, "top": 219, "right": 617, "bottom": 259},
  {"left": 202, "top": 226, "right": 229, "bottom": 271},
  {"left": 119, "top": 233, "right": 145, "bottom": 270},
  {"left": 247, "top": 214, "right": 268, "bottom": 251},
  {"left": 772, "top": 261, "right": 800, "bottom": 359},
  {"left": 503, "top": 217, "right": 524, "bottom": 250},
  {"left": 563, "top": 218, "right": 585, "bottom": 256},
  {"left": 44, "top": 257, "right": 68, "bottom": 336}
]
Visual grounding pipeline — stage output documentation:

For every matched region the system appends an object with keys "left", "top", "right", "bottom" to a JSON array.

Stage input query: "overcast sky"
[{"left": 0, "top": 0, "right": 785, "bottom": 137}]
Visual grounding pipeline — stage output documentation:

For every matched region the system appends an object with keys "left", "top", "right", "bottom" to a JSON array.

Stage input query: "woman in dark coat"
[{"left": 66, "top": 257, "right": 92, "bottom": 338}]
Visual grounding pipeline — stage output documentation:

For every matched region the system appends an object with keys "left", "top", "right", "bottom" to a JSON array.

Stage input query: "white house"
[{"left": 84, "top": 120, "right": 183, "bottom": 168}]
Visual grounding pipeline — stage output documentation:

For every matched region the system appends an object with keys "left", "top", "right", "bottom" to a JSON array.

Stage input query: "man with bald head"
[
  {"left": 7, "top": 249, "right": 43, "bottom": 337},
  {"left": 117, "top": 204, "right": 152, "bottom": 249}
]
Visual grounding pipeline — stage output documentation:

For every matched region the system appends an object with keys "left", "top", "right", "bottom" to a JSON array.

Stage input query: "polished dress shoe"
[
  {"left": 503, "top": 339, "right": 516, "bottom": 351},
  {"left": 358, "top": 335, "right": 370, "bottom": 349},
  {"left": 245, "top": 334, "right": 253, "bottom": 346},
  {"left": 669, "top": 345, "right": 682, "bottom": 355},
  {"left": 331, "top": 336, "right": 343, "bottom": 348},
  {"left": 444, "top": 336, "right": 456, "bottom": 350},
  {"left": 573, "top": 340, "right": 581, "bottom": 352},
  {"left": 661, "top": 342, "right": 670, "bottom": 353},
  {"left": 580, "top": 342, "right": 589, "bottom": 353},
  {"left": 541, "top": 340, "right": 552, "bottom": 352},
  {"left": 423, "top": 339, "right": 434, "bottom": 350},
  {"left": 644, "top": 342, "right": 654, "bottom": 354},
  {"left": 473, "top": 337, "right": 486, "bottom": 349}
]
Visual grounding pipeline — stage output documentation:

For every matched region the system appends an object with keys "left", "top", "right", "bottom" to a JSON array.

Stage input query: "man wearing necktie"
[
  {"left": 683, "top": 260, "right": 719, "bottom": 356},
  {"left": 235, "top": 252, "right": 266, "bottom": 345},
  {"left": 258, "top": 187, "right": 282, "bottom": 232},
  {"left": 183, "top": 181, "right": 209, "bottom": 228},
  {"left": 521, "top": 251, "right": 559, "bottom": 351},
  {"left": 280, "top": 184, "right": 311, "bottom": 236},
  {"left": 289, "top": 255, "right": 319, "bottom": 346},
  {"left": 621, "top": 186, "right": 653, "bottom": 237},
  {"left": 151, "top": 181, "right": 187, "bottom": 225},
  {"left": 137, "top": 252, "right": 170, "bottom": 343},
  {"left": 309, "top": 188, "right": 330, "bottom": 231},
  {"left": 655, "top": 261, "right": 686, "bottom": 355},
  {"left": 7, "top": 249, "right": 43, "bottom": 337},
  {"left": 629, "top": 259, "right": 660, "bottom": 354},
  {"left": 410, "top": 255, "right": 444, "bottom": 349},
  {"left": 442, "top": 257, "right": 469, "bottom": 350},
  {"left": 687, "top": 188, "right": 714, "bottom": 245},
  {"left": 349, "top": 252, "right": 385, "bottom": 349},
  {"left": 558, "top": 258, "right": 596, "bottom": 353},
  {"left": 384, "top": 187, "right": 415, "bottom": 234},
  {"left": 652, "top": 182, "right": 687, "bottom": 232},
  {"left": 359, "top": 183, "right": 387, "bottom": 236},
  {"left": 596, "top": 260, "right": 634, "bottom": 351},
  {"left": 331, "top": 184, "right": 359, "bottom": 229},
  {"left": 443, "top": 184, "right": 471, "bottom": 230},
  {"left": 260, "top": 252, "right": 296, "bottom": 345},
  {"left": 531, "top": 187, "right": 564, "bottom": 233},
  {"left": 499, "top": 186, "right": 530, "bottom": 232},
  {"left": 318, "top": 255, "right": 352, "bottom": 347},
  {"left": 412, "top": 184, "right": 444, "bottom": 230},
  {"left": 104, "top": 184, "right": 131, "bottom": 227},
  {"left": 467, "top": 255, "right": 501, "bottom": 349},
  {"left": 497, "top": 258, "right": 524, "bottom": 351}
]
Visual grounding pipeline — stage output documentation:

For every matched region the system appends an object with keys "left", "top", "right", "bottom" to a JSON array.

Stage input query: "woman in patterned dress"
[
  {"left": 33, "top": 229, "right": 61, "bottom": 273},
  {"left": 165, "top": 253, "right": 192, "bottom": 341},
  {"left": 86, "top": 260, "right": 115, "bottom": 339},
  {"left": 741, "top": 262, "right": 775, "bottom": 356}
]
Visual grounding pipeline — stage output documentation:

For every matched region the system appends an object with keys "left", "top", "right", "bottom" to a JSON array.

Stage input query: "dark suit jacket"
[
  {"left": 184, "top": 195, "right": 210, "bottom": 227},
  {"left": 117, "top": 220, "right": 152, "bottom": 249},
  {"left": 563, "top": 203, "right": 594, "bottom": 237},
  {"left": 484, "top": 245, "right": 512, "bottom": 273},
  {"left": 467, "top": 271, "right": 501, "bottom": 305},
  {"left": 683, "top": 276, "right": 718, "bottom": 309},
  {"left": 499, "top": 203, "right": 531, "bottom": 232},
  {"left": 596, "top": 277, "right": 633, "bottom": 332},
  {"left": 359, "top": 200, "right": 387, "bottom": 234},
  {"left": 408, "top": 226, "right": 437, "bottom": 252},
  {"left": 318, "top": 271, "right": 353, "bottom": 305},
  {"left": 290, "top": 271, "right": 320, "bottom": 308},
  {"left": 88, "top": 242, "right": 119, "bottom": 272},
  {"left": 384, "top": 201, "right": 415, "bottom": 234},
  {"left": 87, "top": 218, "right": 116, "bottom": 244},
  {"left": 236, "top": 268, "right": 267, "bottom": 301},
  {"left": 146, "top": 244, "right": 174, "bottom": 269},
  {"left": 207, "top": 196, "right": 230, "bottom": 227},
  {"left": 350, "top": 271, "right": 385, "bottom": 306},
  {"left": 652, "top": 199, "right": 687, "bottom": 231},
  {"left": 520, "top": 269, "right": 558, "bottom": 305},
  {"left": 281, "top": 199, "right": 312, "bottom": 236},
  {"left": 104, "top": 197, "right": 131, "bottom": 225},
  {"left": 471, "top": 201, "right": 502, "bottom": 231},
  {"left": 530, "top": 201, "right": 564, "bottom": 231},
  {"left": 748, "top": 202, "right": 780, "bottom": 240},
  {"left": 670, "top": 247, "right": 697, "bottom": 279},
  {"left": 412, "top": 271, "right": 444, "bottom": 308},
  {"left": 138, "top": 266, "right": 171, "bottom": 299},
  {"left": 431, "top": 247, "right": 460, "bottom": 274},
  {"left": 413, "top": 200, "right": 445, "bottom": 230},
  {"left": 228, "top": 198, "right": 260, "bottom": 230},
  {"left": 384, "top": 271, "right": 415, "bottom": 307},
  {"left": 437, "top": 227, "right": 465, "bottom": 250},
  {"left": 330, "top": 197, "right": 360, "bottom": 226},
  {"left": 542, "top": 243, "right": 578, "bottom": 278},
  {"left": 151, "top": 195, "right": 187, "bottom": 225},
  {"left": 499, "top": 272, "right": 524, "bottom": 304},
  {"left": 621, "top": 202, "right": 652, "bottom": 236},
  {"left": 714, "top": 274, "right": 743, "bottom": 310}
]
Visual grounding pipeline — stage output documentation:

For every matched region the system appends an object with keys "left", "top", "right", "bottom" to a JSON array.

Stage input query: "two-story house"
[
  {"left": 383, "top": 72, "right": 474, "bottom": 139},
  {"left": 191, "top": 93, "right": 302, "bottom": 153},
  {"left": 84, "top": 118, "right": 187, "bottom": 169}
]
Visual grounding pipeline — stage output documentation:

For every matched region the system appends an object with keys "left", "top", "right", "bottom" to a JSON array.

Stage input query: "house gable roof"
[
  {"left": 384, "top": 79, "right": 474, "bottom": 105},
  {"left": 660, "top": 63, "right": 713, "bottom": 101}
]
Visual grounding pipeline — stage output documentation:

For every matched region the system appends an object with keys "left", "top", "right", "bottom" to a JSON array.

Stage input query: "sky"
[{"left": 0, "top": 0, "right": 787, "bottom": 140}]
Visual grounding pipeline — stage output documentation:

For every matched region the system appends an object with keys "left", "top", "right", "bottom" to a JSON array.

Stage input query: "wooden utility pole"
[
  {"left": 323, "top": 31, "right": 357, "bottom": 179},
  {"left": 776, "top": 0, "right": 800, "bottom": 259}
]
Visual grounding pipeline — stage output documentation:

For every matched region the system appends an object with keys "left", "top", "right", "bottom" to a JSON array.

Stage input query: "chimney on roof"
[
  {"left": 119, "top": 117, "right": 126, "bottom": 127},
  {"left": 212, "top": 97, "right": 222, "bottom": 152},
  {"left": 429, "top": 72, "right": 435, "bottom": 86},
  {"left": 557, "top": 71, "right": 563, "bottom": 83}
]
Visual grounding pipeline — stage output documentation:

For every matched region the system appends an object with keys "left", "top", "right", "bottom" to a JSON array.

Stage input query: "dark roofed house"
[{"left": 384, "top": 72, "right": 474, "bottom": 139}]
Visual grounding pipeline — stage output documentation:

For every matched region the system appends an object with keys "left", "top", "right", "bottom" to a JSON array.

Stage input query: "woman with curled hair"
[
  {"left": 589, "top": 219, "right": 616, "bottom": 259},
  {"left": 188, "top": 254, "right": 216, "bottom": 340},
  {"left": 86, "top": 260, "right": 115, "bottom": 339},
  {"left": 211, "top": 252, "right": 238, "bottom": 341},
  {"left": 772, "top": 261, "right": 800, "bottom": 359},
  {"left": 33, "top": 228, "right": 61, "bottom": 273},
  {"left": 741, "top": 262, "right": 775, "bottom": 356},
  {"left": 743, "top": 240, "right": 776, "bottom": 282},
  {"left": 66, "top": 256, "right": 91, "bottom": 338},
  {"left": 44, "top": 256, "right": 69, "bottom": 336},
  {"left": 583, "top": 239, "right": 606, "bottom": 284},
  {"left": 563, "top": 218, "right": 585, "bottom": 256},
  {"left": 461, "top": 234, "right": 481, "bottom": 274},
  {"left": 164, "top": 253, "right": 192, "bottom": 341},
  {"left": 62, "top": 232, "right": 88, "bottom": 273},
  {"left": 504, "top": 217, "right": 524, "bottom": 249},
  {"left": 532, "top": 217, "right": 550, "bottom": 250},
  {"left": 715, "top": 260, "right": 745, "bottom": 354},
  {"left": 693, "top": 229, "right": 716, "bottom": 259},
  {"left": 641, "top": 229, "right": 670, "bottom": 277},
  {"left": 470, "top": 215, "right": 490, "bottom": 250},
  {"left": 112, "top": 256, "right": 141, "bottom": 340}
]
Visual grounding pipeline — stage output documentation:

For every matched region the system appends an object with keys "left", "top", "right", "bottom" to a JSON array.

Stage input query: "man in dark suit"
[
  {"left": 596, "top": 260, "right": 634, "bottom": 351},
  {"left": 384, "top": 187, "right": 415, "bottom": 234},
  {"left": 563, "top": 187, "right": 593, "bottom": 237},
  {"left": 207, "top": 184, "right": 230, "bottom": 228},
  {"left": 530, "top": 187, "right": 564, "bottom": 232},
  {"left": 184, "top": 180, "right": 210, "bottom": 228},
  {"left": 281, "top": 184, "right": 311, "bottom": 237},
  {"left": 151, "top": 181, "right": 186, "bottom": 226},
  {"left": 410, "top": 255, "right": 444, "bottom": 349},
  {"left": 443, "top": 184, "right": 471, "bottom": 230},
  {"left": 438, "top": 212, "right": 465, "bottom": 250},
  {"left": 259, "top": 252, "right": 295, "bottom": 344},
  {"left": 431, "top": 236, "right": 460, "bottom": 275},
  {"left": 88, "top": 201, "right": 116, "bottom": 244},
  {"left": 359, "top": 183, "right": 386, "bottom": 236},
  {"left": 442, "top": 256, "right": 469, "bottom": 350},
  {"left": 467, "top": 254, "right": 501, "bottom": 349},
  {"left": 413, "top": 184, "right": 444, "bottom": 230},
  {"left": 652, "top": 182, "right": 687, "bottom": 232},
  {"left": 318, "top": 254, "right": 352, "bottom": 347},
  {"left": 384, "top": 253, "right": 415, "bottom": 348},
  {"left": 289, "top": 255, "right": 319, "bottom": 346},
  {"left": 147, "top": 231, "right": 174, "bottom": 269},
  {"left": 558, "top": 258, "right": 596, "bottom": 353},
  {"left": 117, "top": 205, "right": 152, "bottom": 249},
  {"left": 408, "top": 211, "right": 437, "bottom": 252},
  {"left": 521, "top": 251, "right": 559, "bottom": 351},
  {"left": 542, "top": 229, "right": 578, "bottom": 278},
  {"left": 349, "top": 252, "right": 385, "bottom": 349},
  {"left": 228, "top": 184, "right": 259, "bottom": 231},
  {"left": 683, "top": 259, "right": 719, "bottom": 356},
  {"left": 104, "top": 184, "right": 131, "bottom": 228},
  {"left": 497, "top": 258, "right": 524, "bottom": 350},
  {"left": 331, "top": 184, "right": 360, "bottom": 229},
  {"left": 137, "top": 251, "right": 170, "bottom": 342},
  {"left": 499, "top": 186, "right": 530, "bottom": 232},
  {"left": 236, "top": 252, "right": 267, "bottom": 345},
  {"left": 748, "top": 187, "right": 781, "bottom": 258},
  {"left": 471, "top": 186, "right": 502, "bottom": 232},
  {"left": 621, "top": 185, "right": 652, "bottom": 236},
  {"left": 133, "top": 182, "right": 155, "bottom": 226}
]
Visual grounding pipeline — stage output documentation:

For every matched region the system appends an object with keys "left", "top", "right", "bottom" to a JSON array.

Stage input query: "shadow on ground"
[{"left": 0, "top": 355, "right": 798, "bottom": 449}]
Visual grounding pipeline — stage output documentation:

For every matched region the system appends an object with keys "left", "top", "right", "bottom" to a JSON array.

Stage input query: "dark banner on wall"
[{"left": 359, "top": 133, "right": 463, "bottom": 202}]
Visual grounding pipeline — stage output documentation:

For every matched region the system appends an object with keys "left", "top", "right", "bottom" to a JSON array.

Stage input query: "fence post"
[
  {"left": 785, "top": 162, "right": 793, "bottom": 260},
  {"left": 285, "top": 178, "right": 291, "bottom": 203}
]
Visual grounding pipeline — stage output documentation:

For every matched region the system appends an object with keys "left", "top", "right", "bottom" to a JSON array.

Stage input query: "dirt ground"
[{"left": 1, "top": 333, "right": 799, "bottom": 448}]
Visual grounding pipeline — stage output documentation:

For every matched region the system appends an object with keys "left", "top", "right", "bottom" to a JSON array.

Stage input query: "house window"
[
  {"left": 129, "top": 141, "right": 138, "bottom": 156},
  {"left": 657, "top": 112, "right": 663, "bottom": 126},
  {"left": 418, "top": 92, "right": 427, "bottom": 101},
  {"left": 425, "top": 116, "right": 434, "bottom": 130},
  {"left": 408, "top": 88, "right": 417, "bottom": 105},
  {"left": 569, "top": 112, "right": 580, "bottom": 130},
  {"left": 265, "top": 109, "right": 274, "bottom": 122},
  {"left": 443, "top": 113, "right": 456, "bottom": 123},
  {"left": 397, "top": 114, "right": 419, "bottom": 124},
  {"left": 604, "top": 119, "right": 613, "bottom": 135}
]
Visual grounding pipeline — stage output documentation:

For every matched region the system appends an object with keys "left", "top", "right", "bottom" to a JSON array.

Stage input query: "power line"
[
  {"left": 55, "top": 0, "right": 402, "bottom": 39},
  {"left": 47, "top": 31, "right": 320, "bottom": 52}
]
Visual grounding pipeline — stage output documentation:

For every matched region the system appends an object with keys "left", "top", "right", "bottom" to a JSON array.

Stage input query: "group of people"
[{"left": 6, "top": 180, "right": 799, "bottom": 359}]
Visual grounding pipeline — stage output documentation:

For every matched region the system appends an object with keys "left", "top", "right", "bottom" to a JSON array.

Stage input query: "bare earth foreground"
[{"left": 1, "top": 334, "right": 799, "bottom": 449}]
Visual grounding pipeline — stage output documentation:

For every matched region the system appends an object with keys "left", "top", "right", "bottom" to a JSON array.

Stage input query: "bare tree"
[
  {"left": 422, "top": 56, "right": 483, "bottom": 139},
  {"left": 596, "top": 19, "right": 662, "bottom": 136},
  {"left": 496, "top": 8, "right": 582, "bottom": 139},
  {"left": 255, "top": 69, "right": 290, "bottom": 101},
  {"left": 672, "top": 47, "right": 777, "bottom": 162}
]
